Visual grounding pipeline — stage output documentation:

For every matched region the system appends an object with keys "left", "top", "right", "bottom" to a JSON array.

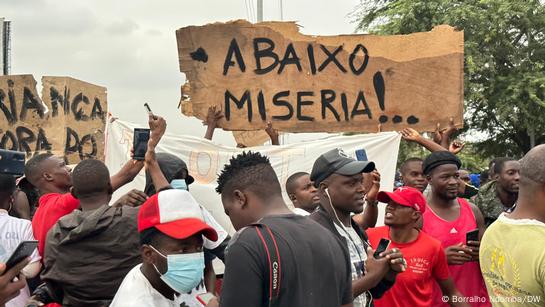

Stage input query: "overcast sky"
[{"left": 1, "top": 0, "right": 362, "bottom": 145}]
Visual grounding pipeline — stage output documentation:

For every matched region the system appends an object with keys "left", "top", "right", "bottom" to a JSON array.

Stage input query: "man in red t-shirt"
[
  {"left": 367, "top": 187, "right": 469, "bottom": 307},
  {"left": 25, "top": 154, "right": 144, "bottom": 257},
  {"left": 25, "top": 116, "right": 165, "bottom": 257}
]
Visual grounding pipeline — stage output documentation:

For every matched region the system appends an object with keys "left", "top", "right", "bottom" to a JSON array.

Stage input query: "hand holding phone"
[
  {"left": 0, "top": 258, "right": 29, "bottom": 302},
  {"left": 465, "top": 229, "right": 481, "bottom": 260},
  {"left": 4, "top": 241, "right": 37, "bottom": 273},
  {"left": 132, "top": 128, "right": 150, "bottom": 161},
  {"left": 466, "top": 229, "right": 479, "bottom": 243},
  {"left": 445, "top": 243, "right": 473, "bottom": 265},
  {"left": 373, "top": 238, "right": 391, "bottom": 259}
]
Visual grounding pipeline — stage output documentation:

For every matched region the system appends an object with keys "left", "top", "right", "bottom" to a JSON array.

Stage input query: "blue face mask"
[
  {"left": 149, "top": 245, "right": 204, "bottom": 293},
  {"left": 171, "top": 179, "right": 188, "bottom": 191}
]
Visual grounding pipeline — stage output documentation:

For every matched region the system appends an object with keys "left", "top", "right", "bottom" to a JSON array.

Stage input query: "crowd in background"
[{"left": 1, "top": 112, "right": 544, "bottom": 307}]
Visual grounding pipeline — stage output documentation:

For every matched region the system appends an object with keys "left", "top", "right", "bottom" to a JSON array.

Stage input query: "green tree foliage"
[{"left": 353, "top": 0, "right": 545, "bottom": 157}]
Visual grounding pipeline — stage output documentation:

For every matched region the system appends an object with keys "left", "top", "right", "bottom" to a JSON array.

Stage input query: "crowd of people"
[{"left": 0, "top": 112, "right": 544, "bottom": 307}]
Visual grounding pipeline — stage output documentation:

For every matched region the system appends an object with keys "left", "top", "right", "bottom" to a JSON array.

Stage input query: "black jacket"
[{"left": 310, "top": 205, "right": 394, "bottom": 305}]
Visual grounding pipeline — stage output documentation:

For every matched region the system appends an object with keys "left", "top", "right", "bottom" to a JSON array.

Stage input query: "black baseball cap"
[
  {"left": 144, "top": 152, "right": 195, "bottom": 196},
  {"left": 310, "top": 148, "right": 375, "bottom": 188},
  {"left": 422, "top": 151, "right": 462, "bottom": 175}
]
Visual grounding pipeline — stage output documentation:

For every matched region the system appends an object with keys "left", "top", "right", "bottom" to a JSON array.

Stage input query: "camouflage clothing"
[{"left": 474, "top": 180, "right": 515, "bottom": 227}]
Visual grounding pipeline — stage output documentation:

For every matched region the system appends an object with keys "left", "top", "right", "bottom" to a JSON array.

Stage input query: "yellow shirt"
[{"left": 480, "top": 213, "right": 545, "bottom": 306}]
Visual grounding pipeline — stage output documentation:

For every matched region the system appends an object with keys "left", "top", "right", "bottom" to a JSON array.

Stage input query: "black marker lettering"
[
  {"left": 340, "top": 93, "right": 349, "bottom": 121},
  {"left": 223, "top": 39, "right": 246, "bottom": 75},
  {"left": 349, "top": 44, "right": 369, "bottom": 75},
  {"left": 0, "top": 130, "right": 17, "bottom": 151},
  {"left": 15, "top": 126, "right": 36, "bottom": 155},
  {"left": 318, "top": 45, "right": 347, "bottom": 73},
  {"left": 278, "top": 43, "right": 302, "bottom": 74},
  {"left": 91, "top": 98, "right": 105, "bottom": 122},
  {"left": 296, "top": 91, "right": 314, "bottom": 121},
  {"left": 79, "top": 134, "right": 97, "bottom": 160},
  {"left": 224, "top": 90, "right": 253, "bottom": 122},
  {"left": 71, "top": 93, "right": 90, "bottom": 121},
  {"left": 306, "top": 44, "right": 317, "bottom": 75},
  {"left": 257, "top": 90, "right": 267, "bottom": 121},
  {"left": 320, "top": 90, "right": 340, "bottom": 121},
  {"left": 253, "top": 38, "right": 279, "bottom": 75},
  {"left": 65, "top": 127, "right": 80, "bottom": 156},
  {"left": 272, "top": 91, "right": 293, "bottom": 121},
  {"left": 351, "top": 91, "right": 373, "bottom": 119},
  {"left": 35, "top": 128, "right": 52, "bottom": 152},
  {"left": 0, "top": 89, "right": 16, "bottom": 125},
  {"left": 20, "top": 87, "right": 45, "bottom": 121}
]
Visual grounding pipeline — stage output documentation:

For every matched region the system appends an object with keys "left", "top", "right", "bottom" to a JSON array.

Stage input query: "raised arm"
[
  {"left": 111, "top": 114, "right": 167, "bottom": 191},
  {"left": 145, "top": 115, "right": 170, "bottom": 192},
  {"left": 265, "top": 121, "right": 280, "bottom": 145},
  {"left": 203, "top": 106, "right": 224, "bottom": 141},
  {"left": 440, "top": 118, "right": 458, "bottom": 149},
  {"left": 110, "top": 160, "right": 144, "bottom": 192},
  {"left": 400, "top": 128, "right": 449, "bottom": 153}
]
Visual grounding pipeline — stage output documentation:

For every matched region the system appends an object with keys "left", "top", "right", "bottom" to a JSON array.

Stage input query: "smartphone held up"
[{"left": 132, "top": 128, "right": 150, "bottom": 161}]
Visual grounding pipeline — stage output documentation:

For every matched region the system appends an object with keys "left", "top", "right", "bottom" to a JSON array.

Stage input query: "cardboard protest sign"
[
  {"left": 176, "top": 20, "right": 464, "bottom": 133},
  {"left": 0, "top": 75, "right": 52, "bottom": 155},
  {"left": 41, "top": 76, "right": 107, "bottom": 163},
  {"left": 0, "top": 75, "right": 107, "bottom": 163}
]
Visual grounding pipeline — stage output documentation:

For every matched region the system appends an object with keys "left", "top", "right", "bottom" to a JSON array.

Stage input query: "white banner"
[{"left": 105, "top": 119, "right": 401, "bottom": 234}]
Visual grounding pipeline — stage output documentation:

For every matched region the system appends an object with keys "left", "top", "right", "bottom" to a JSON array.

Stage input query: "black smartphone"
[
  {"left": 466, "top": 229, "right": 479, "bottom": 243},
  {"left": 133, "top": 128, "right": 150, "bottom": 161},
  {"left": 4, "top": 240, "right": 38, "bottom": 273},
  {"left": 0, "top": 149, "right": 26, "bottom": 176},
  {"left": 373, "top": 238, "right": 391, "bottom": 259},
  {"left": 461, "top": 183, "right": 479, "bottom": 199}
]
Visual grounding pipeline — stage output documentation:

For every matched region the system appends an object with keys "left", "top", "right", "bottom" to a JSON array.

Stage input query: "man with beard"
[
  {"left": 421, "top": 151, "right": 489, "bottom": 307},
  {"left": 285, "top": 172, "right": 320, "bottom": 216},
  {"left": 475, "top": 158, "right": 520, "bottom": 227}
]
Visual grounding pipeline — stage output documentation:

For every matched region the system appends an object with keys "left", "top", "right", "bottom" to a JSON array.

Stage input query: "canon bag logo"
[{"left": 272, "top": 261, "right": 279, "bottom": 290}]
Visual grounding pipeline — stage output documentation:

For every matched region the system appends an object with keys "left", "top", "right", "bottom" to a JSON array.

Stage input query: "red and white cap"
[
  {"left": 377, "top": 186, "right": 427, "bottom": 213},
  {"left": 138, "top": 189, "right": 218, "bottom": 241}
]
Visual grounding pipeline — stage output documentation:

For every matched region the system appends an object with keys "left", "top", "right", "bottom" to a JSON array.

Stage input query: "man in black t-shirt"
[{"left": 215, "top": 151, "right": 353, "bottom": 307}]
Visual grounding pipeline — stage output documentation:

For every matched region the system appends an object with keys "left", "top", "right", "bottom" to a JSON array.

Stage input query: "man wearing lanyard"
[{"left": 310, "top": 148, "right": 406, "bottom": 307}]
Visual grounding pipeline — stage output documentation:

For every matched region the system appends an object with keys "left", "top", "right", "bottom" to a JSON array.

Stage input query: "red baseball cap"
[
  {"left": 138, "top": 189, "right": 218, "bottom": 241},
  {"left": 377, "top": 186, "right": 427, "bottom": 213}
]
